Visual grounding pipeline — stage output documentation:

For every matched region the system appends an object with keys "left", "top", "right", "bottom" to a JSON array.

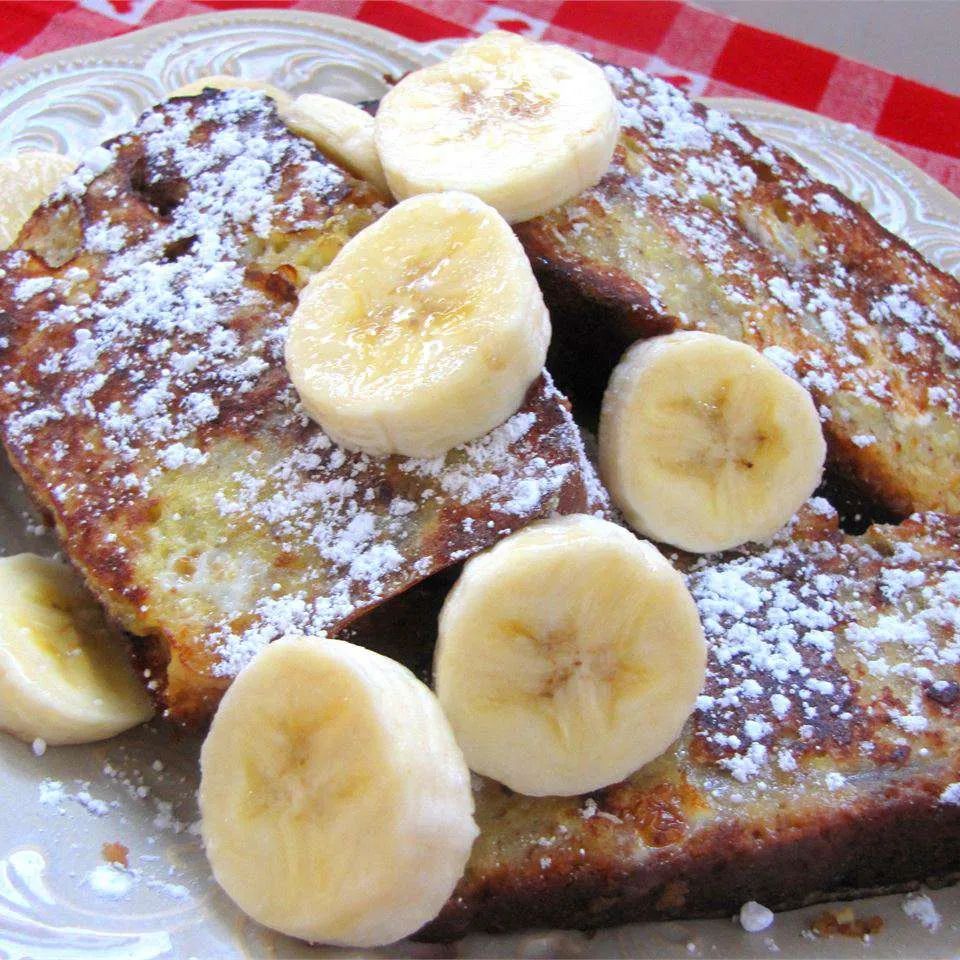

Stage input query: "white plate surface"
[{"left": 0, "top": 10, "right": 958, "bottom": 959}]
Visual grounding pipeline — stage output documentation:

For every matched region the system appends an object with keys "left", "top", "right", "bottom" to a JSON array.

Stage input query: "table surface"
[{"left": 701, "top": 0, "right": 960, "bottom": 96}]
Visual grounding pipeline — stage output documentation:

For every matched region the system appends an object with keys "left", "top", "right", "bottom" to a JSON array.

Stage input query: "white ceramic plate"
[{"left": 0, "top": 11, "right": 958, "bottom": 959}]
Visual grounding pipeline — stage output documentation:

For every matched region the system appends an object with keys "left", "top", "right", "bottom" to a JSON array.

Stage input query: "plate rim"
[{"left": 0, "top": 10, "right": 428, "bottom": 92}]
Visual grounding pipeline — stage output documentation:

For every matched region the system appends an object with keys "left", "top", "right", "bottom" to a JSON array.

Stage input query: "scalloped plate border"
[{"left": 0, "top": 11, "right": 958, "bottom": 960}]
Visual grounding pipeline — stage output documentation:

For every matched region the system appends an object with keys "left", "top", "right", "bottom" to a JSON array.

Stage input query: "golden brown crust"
[
  {"left": 518, "top": 65, "right": 960, "bottom": 515},
  {"left": 425, "top": 783, "right": 960, "bottom": 938},
  {"left": 419, "top": 506, "right": 960, "bottom": 938},
  {"left": 0, "top": 91, "right": 607, "bottom": 723}
]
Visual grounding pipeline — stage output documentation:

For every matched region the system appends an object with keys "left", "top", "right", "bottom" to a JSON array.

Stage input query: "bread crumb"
[
  {"left": 809, "top": 907, "right": 883, "bottom": 939},
  {"left": 101, "top": 841, "right": 129, "bottom": 868}
]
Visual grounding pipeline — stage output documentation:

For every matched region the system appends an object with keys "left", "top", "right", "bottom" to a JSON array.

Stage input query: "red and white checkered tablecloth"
[{"left": 3, "top": 0, "right": 959, "bottom": 197}]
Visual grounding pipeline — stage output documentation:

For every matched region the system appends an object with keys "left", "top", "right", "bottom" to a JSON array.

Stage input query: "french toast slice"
[
  {"left": 0, "top": 90, "right": 607, "bottom": 723},
  {"left": 517, "top": 65, "right": 960, "bottom": 517},
  {"left": 422, "top": 502, "right": 960, "bottom": 938}
]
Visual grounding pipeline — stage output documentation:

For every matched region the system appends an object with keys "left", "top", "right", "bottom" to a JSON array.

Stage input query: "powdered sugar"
[
  {"left": 939, "top": 782, "right": 960, "bottom": 805},
  {"left": 2, "top": 91, "right": 311, "bottom": 480},
  {"left": 812, "top": 192, "right": 846, "bottom": 217},
  {"left": 39, "top": 779, "right": 114, "bottom": 817},
  {"left": 739, "top": 901, "right": 774, "bottom": 932},
  {"left": 902, "top": 892, "right": 941, "bottom": 931},
  {"left": 85, "top": 862, "right": 134, "bottom": 900},
  {"left": 0, "top": 91, "right": 607, "bottom": 692},
  {"left": 205, "top": 374, "right": 606, "bottom": 676},
  {"left": 562, "top": 63, "right": 960, "bottom": 460},
  {"left": 686, "top": 505, "right": 960, "bottom": 785}
]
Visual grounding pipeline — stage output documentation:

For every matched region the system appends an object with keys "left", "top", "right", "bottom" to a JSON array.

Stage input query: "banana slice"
[
  {"left": 0, "top": 151, "right": 75, "bottom": 249},
  {"left": 285, "top": 191, "right": 550, "bottom": 457},
  {"left": 167, "top": 74, "right": 291, "bottom": 109},
  {"left": 434, "top": 515, "right": 706, "bottom": 797},
  {"left": 0, "top": 554, "right": 153, "bottom": 746},
  {"left": 199, "top": 635, "right": 477, "bottom": 946},
  {"left": 374, "top": 30, "right": 619, "bottom": 223},
  {"left": 280, "top": 94, "right": 389, "bottom": 195},
  {"left": 599, "top": 331, "right": 827, "bottom": 553}
]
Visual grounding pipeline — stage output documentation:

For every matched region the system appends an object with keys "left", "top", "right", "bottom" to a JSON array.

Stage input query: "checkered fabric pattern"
[{"left": 3, "top": 0, "right": 959, "bottom": 196}]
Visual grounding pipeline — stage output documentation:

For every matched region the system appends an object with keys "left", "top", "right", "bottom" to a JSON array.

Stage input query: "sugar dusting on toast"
[
  {"left": 5, "top": 90, "right": 336, "bottom": 470},
  {"left": 687, "top": 504, "right": 960, "bottom": 789},
  {"left": 0, "top": 61, "right": 958, "bottom": 941},
  {"left": 204, "top": 378, "right": 601, "bottom": 678},
  {"left": 600, "top": 65, "right": 959, "bottom": 412},
  {"left": 523, "top": 64, "right": 960, "bottom": 515},
  {"left": 0, "top": 90, "right": 607, "bottom": 715}
]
